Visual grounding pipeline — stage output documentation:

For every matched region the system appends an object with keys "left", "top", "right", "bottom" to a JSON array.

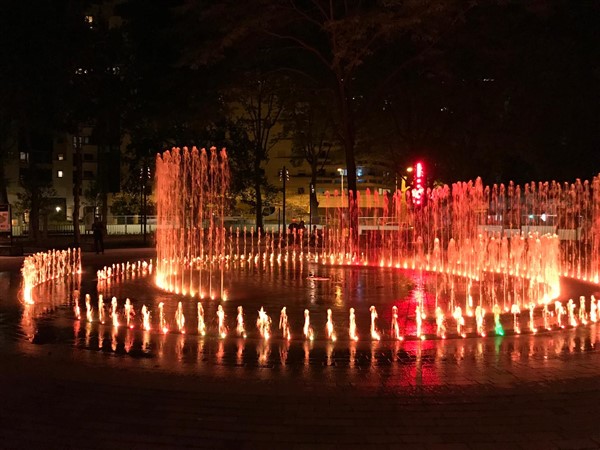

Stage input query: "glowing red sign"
[{"left": 412, "top": 162, "right": 425, "bottom": 205}]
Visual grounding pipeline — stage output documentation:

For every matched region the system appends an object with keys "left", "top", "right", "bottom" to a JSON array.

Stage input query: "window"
[
  {"left": 57, "top": 170, "right": 63, "bottom": 178},
  {"left": 72, "top": 136, "right": 90, "bottom": 147},
  {"left": 83, "top": 170, "right": 95, "bottom": 180},
  {"left": 83, "top": 153, "right": 94, "bottom": 162},
  {"left": 19, "top": 152, "right": 28, "bottom": 162},
  {"left": 57, "top": 153, "right": 64, "bottom": 161}
]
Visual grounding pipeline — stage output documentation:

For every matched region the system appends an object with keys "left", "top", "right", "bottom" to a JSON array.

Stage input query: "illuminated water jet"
[
  {"left": 279, "top": 307, "right": 291, "bottom": 340},
  {"left": 303, "top": 309, "right": 314, "bottom": 340},
  {"left": 257, "top": 307, "right": 271, "bottom": 340}
]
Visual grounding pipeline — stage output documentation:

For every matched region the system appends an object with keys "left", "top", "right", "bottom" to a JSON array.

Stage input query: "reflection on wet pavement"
[{"left": 3, "top": 259, "right": 600, "bottom": 391}]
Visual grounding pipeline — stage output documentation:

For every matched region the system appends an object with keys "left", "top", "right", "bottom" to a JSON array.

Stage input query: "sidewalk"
[
  {"left": 2, "top": 336, "right": 600, "bottom": 449},
  {"left": 2, "top": 248, "right": 600, "bottom": 449}
]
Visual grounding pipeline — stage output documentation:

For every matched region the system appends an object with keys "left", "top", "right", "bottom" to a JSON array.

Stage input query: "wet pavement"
[{"left": 2, "top": 249, "right": 600, "bottom": 449}]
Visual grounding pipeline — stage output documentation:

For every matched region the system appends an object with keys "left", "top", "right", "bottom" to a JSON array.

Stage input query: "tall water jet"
[
  {"left": 369, "top": 306, "right": 381, "bottom": 340},
  {"left": 236, "top": 306, "right": 247, "bottom": 338},
  {"left": 326, "top": 308, "right": 336, "bottom": 341},
  {"left": 279, "top": 307, "right": 291, "bottom": 340},
  {"left": 415, "top": 304, "right": 423, "bottom": 338},
  {"left": 175, "top": 301, "right": 185, "bottom": 333},
  {"left": 197, "top": 302, "right": 206, "bottom": 336},
  {"left": 349, "top": 308, "right": 358, "bottom": 341},
  {"left": 257, "top": 307, "right": 271, "bottom": 339},
  {"left": 475, "top": 305, "right": 485, "bottom": 337},
  {"left": 528, "top": 302, "right": 537, "bottom": 333},
  {"left": 141, "top": 305, "right": 151, "bottom": 331},
  {"left": 158, "top": 302, "right": 168, "bottom": 333},
  {"left": 85, "top": 294, "right": 93, "bottom": 322},
  {"left": 98, "top": 295, "right": 105, "bottom": 324},
  {"left": 303, "top": 309, "right": 314, "bottom": 340},
  {"left": 391, "top": 306, "right": 402, "bottom": 340},
  {"left": 543, "top": 303, "right": 551, "bottom": 329},
  {"left": 436, "top": 306, "right": 447, "bottom": 338},
  {"left": 567, "top": 299, "right": 577, "bottom": 327},
  {"left": 111, "top": 297, "right": 119, "bottom": 327},
  {"left": 511, "top": 304, "right": 520, "bottom": 334},
  {"left": 155, "top": 147, "right": 230, "bottom": 299},
  {"left": 73, "top": 290, "right": 81, "bottom": 320},
  {"left": 555, "top": 301, "right": 565, "bottom": 328},
  {"left": 217, "top": 305, "right": 227, "bottom": 338},
  {"left": 124, "top": 298, "right": 134, "bottom": 329},
  {"left": 493, "top": 304, "right": 504, "bottom": 335},
  {"left": 579, "top": 296, "right": 588, "bottom": 325},
  {"left": 453, "top": 306, "right": 465, "bottom": 337}
]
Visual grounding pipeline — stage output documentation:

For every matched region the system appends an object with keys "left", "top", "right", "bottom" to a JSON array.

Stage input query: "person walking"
[{"left": 92, "top": 217, "right": 105, "bottom": 254}]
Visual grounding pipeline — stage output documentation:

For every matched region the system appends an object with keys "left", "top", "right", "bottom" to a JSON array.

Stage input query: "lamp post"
[
  {"left": 279, "top": 166, "right": 289, "bottom": 233},
  {"left": 337, "top": 168, "right": 345, "bottom": 195},
  {"left": 397, "top": 166, "right": 413, "bottom": 192},
  {"left": 140, "top": 162, "right": 151, "bottom": 245}
]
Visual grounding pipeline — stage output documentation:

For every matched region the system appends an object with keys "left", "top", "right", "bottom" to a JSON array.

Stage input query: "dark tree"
[
  {"left": 178, "top": 0, "right": 474, "bottom": 235},
  {"left": 0, "top": 0, "right": 90, "bottom": 241}
]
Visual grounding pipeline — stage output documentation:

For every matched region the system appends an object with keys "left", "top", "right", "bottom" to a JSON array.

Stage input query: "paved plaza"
[{"left": 2, "top": 249, "right": 600, "bottom": 449}]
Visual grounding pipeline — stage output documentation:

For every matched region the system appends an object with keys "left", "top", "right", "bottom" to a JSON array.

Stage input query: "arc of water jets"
[{"left": 52, "top": 290, "right": 600, "bottom": 342}]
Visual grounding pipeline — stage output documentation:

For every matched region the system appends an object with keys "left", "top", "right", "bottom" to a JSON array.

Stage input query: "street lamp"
[
  {"left": 140, "top": 163, "right": 151, "bottom": 245},
  {"left": 337, "top": 168, "right": 345, "bottom": 194},
  {"left": 396, "top": 166, "right": 414, "bottom": 192},
  {"left": 279, "top": 166, "right": 289, "bottom": 233}
]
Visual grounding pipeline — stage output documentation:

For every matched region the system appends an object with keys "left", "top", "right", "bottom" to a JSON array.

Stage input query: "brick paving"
[{"left": 2, "top": 249, "right": 600, "bottom": 449}]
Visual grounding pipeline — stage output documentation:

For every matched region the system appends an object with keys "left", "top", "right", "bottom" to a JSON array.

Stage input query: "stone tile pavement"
[
  {"left": 2, "top": 335, "right": 600, "bottom": 449},
  {"left": 2, "top": 248, "right": 600, "bottom": 449}
]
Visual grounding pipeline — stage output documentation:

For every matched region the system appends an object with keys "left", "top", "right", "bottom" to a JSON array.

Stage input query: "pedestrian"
[{"left": 92, "top": 217, "right": 104, "bottom": 254}]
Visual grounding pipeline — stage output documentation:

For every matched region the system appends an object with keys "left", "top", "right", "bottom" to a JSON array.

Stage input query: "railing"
[
  {"left": 11, "top": 215, "right": 159, "bottom": 237},
  {"left": 10, "top": 215, "right": 584, "bottom": 241}
]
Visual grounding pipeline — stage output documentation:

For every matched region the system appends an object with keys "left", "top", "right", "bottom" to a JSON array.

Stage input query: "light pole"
[
  {"left": 279, "top": 166, "right": 289, "bottom": 233},
  {"left": 397, "top": 166, "right": 413, "bottom": 192},
  {"left": 337, "top": 167, "right": 345, "bottom": 194},
  {"left": 140, "top": 162, "right": 151, "bottom": 245}
]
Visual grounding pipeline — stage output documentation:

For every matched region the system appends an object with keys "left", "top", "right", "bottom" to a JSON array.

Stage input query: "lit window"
[
  {"left": 85, "top": 15, "right": 93, "bottom": 26},
  {"left": 57, "top": 170, "right": 63, "bottom": 178},
  {"left": 58, "top": 153, "right": 64, "bottom": 161},
  {"left": 19, "top": 152, "right": 28, "bottom": 161}
]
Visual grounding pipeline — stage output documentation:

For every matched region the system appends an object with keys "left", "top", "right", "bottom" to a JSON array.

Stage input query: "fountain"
[
  {"left": 155, "top": 146, "right": 230, "bottom": 299},
  {"left": 17, "top": 147, "right": 600, "bottom": 355},
  {"left": 148, "top": 147, "right": 600, "bottom": 341}
]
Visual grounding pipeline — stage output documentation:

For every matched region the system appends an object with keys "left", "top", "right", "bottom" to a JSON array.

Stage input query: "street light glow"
[{"left": 337, "top": 168, "right": 345, "bottom": 194}]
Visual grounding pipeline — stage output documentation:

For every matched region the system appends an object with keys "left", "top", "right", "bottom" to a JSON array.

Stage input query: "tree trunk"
[
  {"left": 310, "top": 162, "right": 319, "bottom": 227},
  {"left": 254, "top": 175, "right": 263, "bottom": 232},
  {"left": 336, "top": 79, "right": 359, "bottom": 240}
]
